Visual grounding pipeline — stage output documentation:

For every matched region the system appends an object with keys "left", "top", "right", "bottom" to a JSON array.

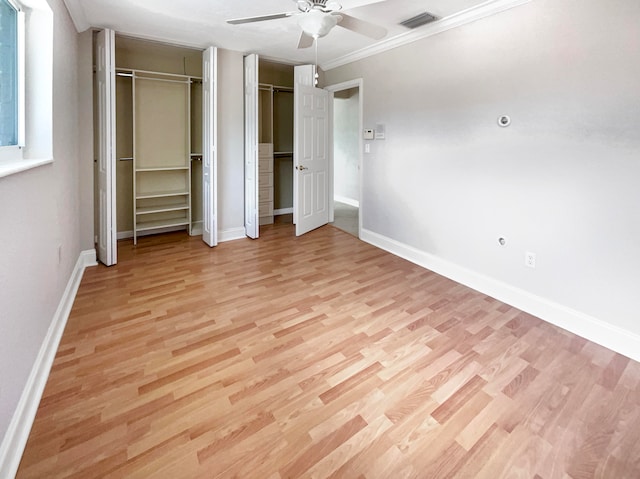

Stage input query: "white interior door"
[
  {"left": 244, "top": 53, "right": 259, "bottom": 239},
  {"left": 294, "top": 83, "right": 330, "bottom": 236},
  {"left": 202, "top": 46, "right": 218, "bottom": 247},
  {"left": 96, "top": 28, "right": 117, "bottom": 266}
]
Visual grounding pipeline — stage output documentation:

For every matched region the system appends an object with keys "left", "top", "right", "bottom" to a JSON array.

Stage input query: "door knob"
[{"left": 296, "top": 165, "right": 308, "bottom": 171}]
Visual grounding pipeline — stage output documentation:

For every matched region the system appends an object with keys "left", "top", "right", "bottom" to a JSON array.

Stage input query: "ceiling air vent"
[{"left": 400, "top": 12, "right": 438, "bottom": 29}]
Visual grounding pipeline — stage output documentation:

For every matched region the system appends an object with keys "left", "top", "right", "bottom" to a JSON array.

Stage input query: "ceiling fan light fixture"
[{"left": 297, "top": 10, "right": 339, "bottom": 38}]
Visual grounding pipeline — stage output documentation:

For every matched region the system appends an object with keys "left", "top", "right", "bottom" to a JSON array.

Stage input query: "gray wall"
[
  {"left": 333, "top": 88, "right": 360, "bottom": 204},
  {"left": 0, "top": 0, "right": 93, "bottom": 442},
  {"left": 324, "top": 0, "right": 640, "bottom": 333}
]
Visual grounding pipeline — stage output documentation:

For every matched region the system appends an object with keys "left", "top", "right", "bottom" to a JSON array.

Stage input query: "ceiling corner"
[{"left": 62, "top": 0, "right": 91, "bottom": 33}]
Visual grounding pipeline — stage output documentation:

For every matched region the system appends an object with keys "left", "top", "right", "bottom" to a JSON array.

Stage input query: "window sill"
[{"left": 0, "top": 158, "right": 53, "bottom": 179}]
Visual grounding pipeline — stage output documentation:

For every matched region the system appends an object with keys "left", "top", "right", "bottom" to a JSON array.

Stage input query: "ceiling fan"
[{"left": 227, "top": 0, "right": 388, "bottom": 49}]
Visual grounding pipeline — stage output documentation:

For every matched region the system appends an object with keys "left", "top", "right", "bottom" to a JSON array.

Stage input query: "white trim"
[
  {"left": 321, "top": 0, "right": 531, "bottom": 71},
  {"left": 0, "top": 157, "right": 52, "bottom": 179},
  {"left": 334, "top": 195, "right": 359, "bottom": 208},
  {"left": 117, "top": 225, "right": 187, "bottom": 240},
  {"left": 117, "top": 230, "right": 131, "bottom": 240},
  {"left": 191, "top": 223, "right": 203, "bottom": 236},
  {"left": 360, "top": 229, "right": 640, "bottom": 363},
  {"left": 219, "top": 227, "right": 247, "bottom": 242},
  {"left": 274, "top": 207, "right": 293, "bottom": 215},
  {"left": 0, "top": 249, "right": 96, "bottom": 479},
  {"left": 16, "top": 8, "right": 25, "bottom": 147},
  {"left": 117, "top": 226, "right": 243, "bottom": 242}
]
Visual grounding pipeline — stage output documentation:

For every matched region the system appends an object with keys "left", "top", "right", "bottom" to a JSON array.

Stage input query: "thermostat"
[{"left": 363, "top": 129, "right": 374, "bottom": 140}]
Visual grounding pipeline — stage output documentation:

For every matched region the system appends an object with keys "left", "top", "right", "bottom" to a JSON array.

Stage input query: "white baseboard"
[
  {"left": 360, "top": 229, "right": 640, "bottom": 363},
  {"left": 117, "top": 225, "right": 188, "bottom": 240},
  {"left": 274, "top": 208, "right": 293, "bottom": 215},
  {"left": 0, "top": 249, "right": 97, "bottom": 479},
  {"left": 334, "top": 196, "right": 359, "bottom": 208},
  {"left": 218, "top": 227, "right": 246, "bottom": 243}
]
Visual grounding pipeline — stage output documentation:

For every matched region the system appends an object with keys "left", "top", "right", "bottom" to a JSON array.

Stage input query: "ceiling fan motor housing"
[{"left": 297, "top": 0, "right": 342, "bottom": 13}]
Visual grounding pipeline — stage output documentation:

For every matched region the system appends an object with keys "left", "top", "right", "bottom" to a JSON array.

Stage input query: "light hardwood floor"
[{"left": 17, "top": 223, "right": 640, "bottom": 478}]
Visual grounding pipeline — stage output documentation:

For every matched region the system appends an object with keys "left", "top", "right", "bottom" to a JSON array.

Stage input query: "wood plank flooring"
[{"left": 17, "top": 223, "right": 640, "bottom": 478}]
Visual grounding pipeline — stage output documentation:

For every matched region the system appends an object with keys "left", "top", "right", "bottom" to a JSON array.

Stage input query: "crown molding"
[
  {"left": 321, "top": 0, "right": 531, "bottom": 71},
  {"left": 62, "top": 0, "right": 90, "bottom": 33}
]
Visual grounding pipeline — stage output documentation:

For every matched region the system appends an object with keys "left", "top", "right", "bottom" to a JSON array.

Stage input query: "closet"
[
  {"left": 114, "top": 36, "right": 203, "bottom": 244},
  {"left": 258, "top": 61, "right": 294, "bottom": 225}
]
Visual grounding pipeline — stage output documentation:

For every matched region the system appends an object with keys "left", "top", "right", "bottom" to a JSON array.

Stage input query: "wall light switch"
[{"left": 365, "top": 143, "right": 370, "bottom": 153}]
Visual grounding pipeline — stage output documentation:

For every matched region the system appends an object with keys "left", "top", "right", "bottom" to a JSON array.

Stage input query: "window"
[
  {"left": 0, "top": 0, "right": 52, "bottom": 178},
  {"left": 0, "top": 0, "right": 20, "bottom": 147}
]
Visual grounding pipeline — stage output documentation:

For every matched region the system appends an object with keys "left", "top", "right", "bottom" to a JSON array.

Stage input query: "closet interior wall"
[
  {"left": 114, "top": 36, "right": 203, "bottom": 242},
  {"left": 258, "top": 61, "right": 294, "bottom": 224}
]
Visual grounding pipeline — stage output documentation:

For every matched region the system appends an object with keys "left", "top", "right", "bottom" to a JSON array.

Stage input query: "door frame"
[{"left": 324, "top": 78, "right": 364, "bottom": 238}]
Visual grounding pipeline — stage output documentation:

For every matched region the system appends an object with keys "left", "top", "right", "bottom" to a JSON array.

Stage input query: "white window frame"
[
  {"left": 0, "top": 0, "right": 53, "bottom": 178},
  {"left": 0, "top": 0, "right": 24, "bottom": 151}
]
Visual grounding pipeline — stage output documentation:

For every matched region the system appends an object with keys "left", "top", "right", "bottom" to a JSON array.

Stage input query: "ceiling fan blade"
[
  {"left": 335, "top": 12, "right": 387, "bottom": 40},
  {"left": 227, "top": 12, "right": 295, "bottom": 25},
  {"left": 297, "top": 31, "right": 315, "bottom": 49}
]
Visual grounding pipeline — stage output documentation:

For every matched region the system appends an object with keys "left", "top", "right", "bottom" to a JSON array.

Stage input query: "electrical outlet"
[{"left": 525, "top": 251, "right": 536, "bottom": 268}]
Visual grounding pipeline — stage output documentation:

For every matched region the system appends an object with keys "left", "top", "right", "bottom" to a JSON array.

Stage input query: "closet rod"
[
  {"left": 116, "top": 67, "right": 201, "bottom": 81},
  {"left": 135, "top": 76, "right": 192, "bottom": 85}
]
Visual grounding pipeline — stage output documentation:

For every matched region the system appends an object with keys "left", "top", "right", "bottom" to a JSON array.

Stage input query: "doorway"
[
  {"left": 327, "top": 80, "right": 363, "bottom": 238},
  {"left": 94, "top": 31, "right": 218, "bottom": 266}
]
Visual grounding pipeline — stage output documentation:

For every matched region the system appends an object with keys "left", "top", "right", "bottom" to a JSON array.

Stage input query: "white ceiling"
[{"left": 63, "top": 0, "right": 515, "bottom": 66}]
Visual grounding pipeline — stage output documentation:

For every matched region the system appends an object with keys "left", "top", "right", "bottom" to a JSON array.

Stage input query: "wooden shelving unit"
[{"left": 129, "top": 70, "right": 193, "bottom": 244}]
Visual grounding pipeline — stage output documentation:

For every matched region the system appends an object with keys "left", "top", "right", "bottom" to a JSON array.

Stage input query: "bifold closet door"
[
  {"left": 96, "top": 28, "right": 117, "bottom": 266},
  {"left": 202, "top": 46, "right": 218, "bottom": 247},
  {"left": 244, "top": 53, "right": 259, "bottom": 239}
]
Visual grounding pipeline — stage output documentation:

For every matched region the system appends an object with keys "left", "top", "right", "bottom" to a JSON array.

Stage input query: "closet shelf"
[
  {"left": 136, "top": 202, "right": 189, "bottom": 215},
  {"left": 136, "top": 218, "right": 190, "bottom": 231},
  {"left": 136, "top": 166, "right": 189, "bottom": 172},
  {"left": 136, "top": 189, "right": 189, "bottom": 200}
]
